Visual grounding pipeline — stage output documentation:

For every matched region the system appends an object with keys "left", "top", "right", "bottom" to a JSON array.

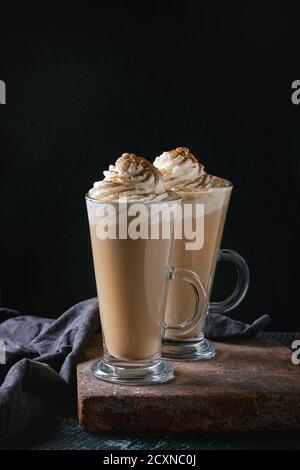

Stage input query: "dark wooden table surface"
[{"left": 78, "top": 335, "right": 300, "bottom": 432}]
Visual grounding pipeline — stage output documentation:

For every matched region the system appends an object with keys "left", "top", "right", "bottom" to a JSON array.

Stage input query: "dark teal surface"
[{"left": 11, "top": 418, "right": 300, "bottom": 450}]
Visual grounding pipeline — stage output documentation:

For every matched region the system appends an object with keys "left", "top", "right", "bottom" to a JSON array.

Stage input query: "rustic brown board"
[{"left": 77, "top": 334, "right": 300, "bottom": 432}]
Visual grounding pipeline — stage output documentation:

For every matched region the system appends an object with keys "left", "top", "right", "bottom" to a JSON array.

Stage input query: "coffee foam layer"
[
  {"left": 154, "top": 147, "right": 231, "bottom": 191},
  {"left": 88, "top": 153, "right": 173, "bottom": 202},
  {"left": 178, "top": 187, "right": 232, "bottom": 215}
]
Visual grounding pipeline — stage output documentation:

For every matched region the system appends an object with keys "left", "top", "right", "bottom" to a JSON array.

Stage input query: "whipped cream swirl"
[
  {"left": 88, "top": 153, "right": 171, "bottom": 201},
  {"left": 154, "top": 147, "right": 231, "bottom": 191}
]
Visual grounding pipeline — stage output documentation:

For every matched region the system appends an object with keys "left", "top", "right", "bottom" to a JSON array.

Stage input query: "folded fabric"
[
  {"left": 205, "top": 312, "right": 270, "bottom": 339},
  {"left": 0, "top": 298, "right": 269, "bottom": 445}
]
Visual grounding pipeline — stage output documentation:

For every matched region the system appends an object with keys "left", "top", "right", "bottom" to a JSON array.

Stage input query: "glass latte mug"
[
  {"left": 162, "top": 184, "right": 249, "bottom": 360},
  {"left": 86, "top": 195, "right": 208, "bottom": 384}
]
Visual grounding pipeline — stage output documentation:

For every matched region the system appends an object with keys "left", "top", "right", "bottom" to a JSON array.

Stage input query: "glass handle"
[
  {"left": 164, "top": 266, "right": 208, "bottom": 336},
  {"left": 210, "top": 249, "right": 250, "bottom": 314}
]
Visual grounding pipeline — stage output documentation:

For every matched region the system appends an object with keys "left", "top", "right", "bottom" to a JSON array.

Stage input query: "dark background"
[{"left": 0, "top": 1, "right": 299, "bottom": 330}]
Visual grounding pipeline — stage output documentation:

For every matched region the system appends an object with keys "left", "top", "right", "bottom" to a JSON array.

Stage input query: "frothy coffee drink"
[
  {"left": 154, "top": 147, "right": 232, "bottom": 339},
  {"left": 87, "top": 153, "right": 176, "bottom": 360}
]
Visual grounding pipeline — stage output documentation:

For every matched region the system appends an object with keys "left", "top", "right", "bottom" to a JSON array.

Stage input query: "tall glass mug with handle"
[
  {"left": 162, "top": 185, "right": 249, "bottom": 360},
  {"left": 153, "top": 147, "right": 249, "bottom": 360},
  {"left": 86, "top": 194, "right": 208, "bottom": 385}
]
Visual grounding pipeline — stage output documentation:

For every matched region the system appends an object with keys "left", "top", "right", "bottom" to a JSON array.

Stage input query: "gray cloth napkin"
[{"left": 0, "top": 298, "right": 269, "bottom": 445}]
